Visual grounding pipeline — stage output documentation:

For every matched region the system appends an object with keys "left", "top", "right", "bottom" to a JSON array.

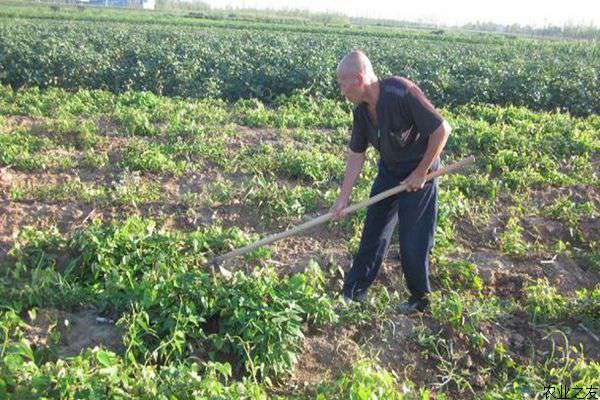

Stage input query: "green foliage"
[
  {"left": 243, "top": 175, "right": 321, "bottom": 222},
  {"left": 476, "top": 347, "right": 600, "bottom": 399},
  {"left": 315, "top": 359, "right": 431, "bottom": 400},
  {"left": 0, "top": 343, "right": 268, "bottom": 399},
  {"left": 430, "top": 291, "right": 508, "bottom": 347},
  {"left": 45, "top": 116, "right": 100, "bottom": 149},
  {"left": 524, "top": 278, "right": 568, "bottom": 323},
  {"left": 120, "top": 139, "right": 185, "bottom": 175},
  {"left": 434, "top": 258, "right": 484, "bottom": 293},
  {"left": 0, "top": 85, "right": 597, "bottom": 200},
  {"left": 335, "top": 285, "right": 399, "bottom": 326},
  {"left": 209, "top": 265, "right": 336, "bottom": 382},
  {"left": 80, "top": 149, "right": 109, "bottom": 169},
  {"left": 234, "top": 94, "right": 350, "bottom": 128},
  {"left": 291, "top": 127, "right": 348, "bottom": 146},
  {"left": 524, "top": 279, "right": 598, "bottom": 329},
  {"left": 276, "top": 145, "right": 344, "bottom": 183},
  {"left": 108, "top": 171, "right": 165, "bottom": 206},
  {"left": 1, "top": 15, "right": 599, "bottom": 115},
  {"left": 573, "top": 286, "right": 600, "bottom": 330},
  {"left": 542, "top": 195, "right": 597, "bottom": 241},
  {"left": 113, "top": 106, "right": 160, "bottom": 136},
  {"left": 498, "top": 217, "right": 532, "bottom": 257},
  {"left": 0, "top": 217, "right": 335, "bottom": 384},
  {"left": 10, "top": 178, "right": 106, "bottom": 203},
  {"left": 0, "top": 67, "right": 598, "bottom": 398},
  {"left": 0, "top": 129, "right": 55, "bottom": 170},
  {"left": 582, "top": 248, "right": 600, "bottom": 272},
  {"left": 545, "top": 196, "right": 597, "bottom": 224}
]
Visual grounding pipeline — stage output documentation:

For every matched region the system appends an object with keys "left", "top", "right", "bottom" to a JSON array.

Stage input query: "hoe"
[{"left": 209, "top": 155, "right": 475, "bottom": 277}]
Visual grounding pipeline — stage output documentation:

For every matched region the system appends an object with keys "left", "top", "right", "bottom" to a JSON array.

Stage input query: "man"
[{"left": 330, "top": 50, "right": 451, "bottom": 314}]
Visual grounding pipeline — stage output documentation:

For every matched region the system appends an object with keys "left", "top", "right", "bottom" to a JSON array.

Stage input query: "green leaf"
[{"left": 96, "top": 349, "right": 119, "bottom": 367}]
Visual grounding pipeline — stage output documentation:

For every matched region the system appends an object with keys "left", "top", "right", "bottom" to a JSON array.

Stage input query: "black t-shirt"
[{"left": 348, "top": 76, "right": 444, "bottom": 169}]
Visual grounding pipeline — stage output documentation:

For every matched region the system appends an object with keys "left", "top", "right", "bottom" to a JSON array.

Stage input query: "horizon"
[{"left": 202, "top": 0, "right": 600, "bottom": 28}]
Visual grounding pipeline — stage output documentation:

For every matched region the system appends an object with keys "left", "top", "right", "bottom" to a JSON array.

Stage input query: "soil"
[{"left": 24, "top": 308, "right": 123, "bottom": 357}]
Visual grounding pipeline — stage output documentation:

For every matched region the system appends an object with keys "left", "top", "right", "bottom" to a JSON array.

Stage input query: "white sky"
[{"left": 204, "top": 0, "right": 600, "bottom": 27}]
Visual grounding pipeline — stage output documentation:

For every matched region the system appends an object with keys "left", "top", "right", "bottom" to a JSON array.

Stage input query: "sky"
[{"left": 203, "top": 0, "right": 600, "bottom": 27}]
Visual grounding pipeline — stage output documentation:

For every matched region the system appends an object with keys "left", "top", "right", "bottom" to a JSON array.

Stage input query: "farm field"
[
  {"left": 1, "top": 9, "right": 599, "bottom": 115},
  {"left": 0, "top": 4, "right": 599, "bottom": 399}
]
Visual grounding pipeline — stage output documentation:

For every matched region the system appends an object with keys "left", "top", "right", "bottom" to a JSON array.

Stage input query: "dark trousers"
[{"left": 342, "top": 157, "right": 439, "bottom": 300}]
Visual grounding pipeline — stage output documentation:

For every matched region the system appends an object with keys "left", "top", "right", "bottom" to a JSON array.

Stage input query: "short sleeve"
[
  {"left": 404, "top": 84, "right": 444, "bottom": 138},
  {"left": 348, "top": 108, "right": 368, "bottom": 153}
]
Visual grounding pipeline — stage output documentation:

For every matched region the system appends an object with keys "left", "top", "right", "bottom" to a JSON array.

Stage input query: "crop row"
[
  {"left": 0, "top": 83, "right": 598, "bottom": 397},
  {"left": 1, "top": 84, "right": 598, "bottom": 263},
  {"left": 0, "top": 17, "right": 598, "bottom": 115}
]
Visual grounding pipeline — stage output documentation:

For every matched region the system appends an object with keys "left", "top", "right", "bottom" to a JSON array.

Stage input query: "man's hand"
[
  {"left": 402, "top": 120, "right": 451, "bottom": 192},
  {"left": 401, "top": 168, "right": 428, "bottom": 192},
  {"left": 330, "top": 195, "right": 349, "bottom": 220}
]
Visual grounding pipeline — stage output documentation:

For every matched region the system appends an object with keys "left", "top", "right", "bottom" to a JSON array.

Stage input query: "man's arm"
[
  {"left": 402, "top": 119, "right": 451, "bottom": 191},
  {"left": 330, "top": 149, "right": 366, "bottom": 219}
]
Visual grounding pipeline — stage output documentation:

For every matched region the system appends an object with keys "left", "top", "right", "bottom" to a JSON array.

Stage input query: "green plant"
[
  {"left": 276, "top": 146, "right": 344, "bottom": 183},
  {"left": 498, "top": 217, "right": 530, "bottom": 257},
  {"left": 429, "top": 291, "right": 507, "bottom": 348},
  {"left": 315, "top": 359, "right": 431, "bottom": 400},
  {"left": 2, "top": 18, "right": 599, "bottom": 116},
  {"left": 573, "top": 285, "right": 600, "bottom": 330},
  {"left": 242, "top": 175, "right": 321, "bottom": 222},
  {"left": 524, "top": 278, "right": 568, "bottom": 323},
  {"left": 434, "top": 258, "right": 483, "bottom": 293},
  {"left": 120, "top": 140, "right": 185, "bottom": 175}
]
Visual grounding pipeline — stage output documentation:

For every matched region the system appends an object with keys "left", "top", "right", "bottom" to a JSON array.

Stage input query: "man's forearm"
[
  {"left": 415, "top": 120, "right": 451, "bottom": 175},
  {"left": 339, "top": 150, "right": 366, "bottom": 200}
]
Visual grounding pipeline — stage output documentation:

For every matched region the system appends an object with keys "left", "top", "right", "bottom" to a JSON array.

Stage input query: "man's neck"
[{"left": 364, "top": 78, "right": 380, "bottom": 108}]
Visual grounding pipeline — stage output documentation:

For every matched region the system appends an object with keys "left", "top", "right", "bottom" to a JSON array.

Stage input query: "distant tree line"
[
  {"left": 12, "top": 0, "right": 596, "bottom": 40},
  {"left": 461, "top": 21, "right": 599, "bottom": 40}
]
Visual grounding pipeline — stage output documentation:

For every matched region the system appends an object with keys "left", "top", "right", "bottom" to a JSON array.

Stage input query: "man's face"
[{"left": 337, "top": 72, "right": 363, "bottom": 104}]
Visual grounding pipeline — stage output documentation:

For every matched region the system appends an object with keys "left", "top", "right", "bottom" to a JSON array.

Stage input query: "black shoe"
[
  {"left": 343, "top": 291, "right": 366, "bottom": 304},
  {"left": 335, "top": 291, "right": 365, "bottom": 315},
  {"left": 340, "top": 288, "right": 367, "bottom": 304},
  {"left": 398, "top": 296, "right": 429, "bottom": 314}
]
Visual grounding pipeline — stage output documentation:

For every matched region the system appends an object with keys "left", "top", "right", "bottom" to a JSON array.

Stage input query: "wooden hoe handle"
[{"left": 210, "top": 155, "right": 475, "bottom": 275}]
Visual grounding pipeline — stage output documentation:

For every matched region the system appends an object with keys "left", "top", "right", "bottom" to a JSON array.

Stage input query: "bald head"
[
  {"left": 336, "top": 50, "right": 375, "bottom": 79},
  {"left": 336, "top": 50, "right": 378, "bottom": 104}
]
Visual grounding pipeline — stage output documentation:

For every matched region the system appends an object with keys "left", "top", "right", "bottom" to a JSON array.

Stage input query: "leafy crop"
[
  {"left": 0, "top": 17, "right": 598, "bottom": 115},
  {"left": 0, "top": 217, "right": 336, "bottom": 390}
]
